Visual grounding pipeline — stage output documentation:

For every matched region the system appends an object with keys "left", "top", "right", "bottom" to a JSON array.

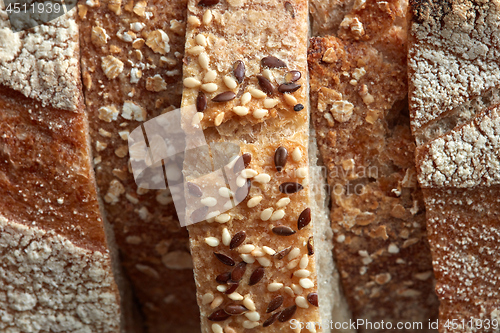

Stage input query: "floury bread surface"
[
  {"left": 0, "top": 8, "right": 121, "bottom": 332},
  {"left": 180, "top": 0, "right": 330, "bottom": 332},
  {"left": 409, "top": 0, "right": 500, "bottom": 331}
]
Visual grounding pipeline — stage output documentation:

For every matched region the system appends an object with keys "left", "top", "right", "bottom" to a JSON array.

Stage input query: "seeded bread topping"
[
  {"left": 181, "top": 1, "right": 325, "bottom": 332},
  {"left": 78, "top": 0, "right": 201, "bottom": 331}
]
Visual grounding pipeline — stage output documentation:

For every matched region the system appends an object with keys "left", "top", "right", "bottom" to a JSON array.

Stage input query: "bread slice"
[
  {"left": 0, "top": 9, "right": 121, "bottom": 332},
  {"left": 308, "top": 19, "right": 438, "bottom": 333},
  {"left": 179, "top": 0, "right": 330, "bottom": 332},
  {"left": 409, "top": 0, "right": 500, "bottom": 331}
]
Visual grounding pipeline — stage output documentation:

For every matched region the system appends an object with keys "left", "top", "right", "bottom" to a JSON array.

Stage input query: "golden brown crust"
[
  {"left": 78, "top": 0, "right": 200, "bottom": 331},
  {"left": 308, "top": 32, "right": 438, "bottom": 332}
]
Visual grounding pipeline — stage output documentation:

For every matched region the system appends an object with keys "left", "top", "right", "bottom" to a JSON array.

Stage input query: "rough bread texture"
[
  {"left": 78, "top": 0, "right": 200, "bottom": 331},
  {"left": 0, "top": 9, "right": 121, "bottom": 332},
  {"left": 409, "top": 0, "right": 500, "bottom": 331},
  {"left": 181, "top": 1, "right": 325, "bottom": 332},
  {"left": 308, "top": 1, "right": 439, "bottom": 329}
]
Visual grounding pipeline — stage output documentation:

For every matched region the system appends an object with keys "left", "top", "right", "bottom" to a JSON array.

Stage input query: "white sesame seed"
[
  {"left": 291, "top": 284, "right": 303, "bottom": 295},
  {"left": 257, "top": 257, "right": 272, "bottom": 267},
  {"left": 223, "top": 76, "right": 238, "bottom": 89},
  {"left": 284, "top": 287, "right": 294, "bottom": 297},
  {"left": 295, "top": 167, "right": 307, "bottom": 178},
  {"left": 276, "top": 197, "right": 291, "bottom": 208},
  {"left": 241, "top": 169, "right": 258, "bottom": 178},
  {"left": 254, "top": 173, "right": 271, "bottom": 183},
  {"left": 183, "top": 77, "right": 201, "bottom": 88},
  {"left": 222, "top": 228, "right": 231, "bottom": 246},
  {"left": 308, "top": 324, "right": 317, "bottom": 333},
  {"left": 239, "top": 244, "right": 255, "bottom": 253},
  {"left": 203, "top": 9, "right": 213, "bottom": 25},
  {"left": 249, "top": 88, "right": 267, "bottom": 99},
  {"left": 205, "top": 237, "right": 220, "bottom": 247},
  {"left": 223, "top": 200, "right": 234, "bottom": 211},
  {"left": 240, "top": 92, "right": 252, "bottom": 105},
  {"left": 243, "top": 321, "right": 259, "bottom": 329},
  {"left": 210, "top": 295, "right": 223, "bottom": 309},
  {"left": 195, "top": 34, "right": 207, "bottom": 46},
  {"left": 236, "top": 176, "right": 247, "bottom": 187},
  {"left": 243, "top": 296, "right": 256, "bottom": 311},
  {"left": 187, "top": 45, "right": 204, "bottom": 55},
  {"left": 262, "top": 69, "right": 274, "bottom": 81},
  {"left": 260, "top": 208, "right": 274, "bottom": 221},
  {"left": 228, "top": 292, "right": 243, "bottom": 301},
  {"left": 292, "top": 147, "right": 302, "bottom": 161},
  {"left": 247, "top": 196, "right": 263, "bottom": 208},
  {"left": 253, "top": 109, "right": 268, "bottom": 119},
  {"left": 263, "top": 98, "right": 279, "bottom": 108},
  {"left": 299, "top": 278, "right": 314, "bottom": 289},
  {"left": 288, "top": 247, "right": 301, "bottom": 260},
  {"left": 293, "top": 269, "right": 311, "bottom": 278},
  {"left": 212, "top": 323, "right": 223, "bottom": 333},
  {"left": 187, "top": 15, "right": 201, "bottom": 27},
  {"left": 214, "top": 112, "right": 225, "bottom": 126},
  {"left": 206, "top": 210, "right": 220, "bottom": 222},
  {"left": 270, "top": 209, "right": 285, "bottom": 221},
  {"left": 245, "top": 311, "right": 260, "bottom": 322},
  {"left": 204, "top": 70, "right": 217, "bottom": 82},
  {"left": 226, "top": 155, "right": 239, "bottom": 169},
  {"left": 215, "top": 213, "right": 230, "bottom": 223},
  {"left": 299, "top": 254, "right": 309, "bottom": 269},
  {"left": 388, "top": 243, "right": 400, "bottom": 253},
  {"left": 295, "top": 296, "right": 309, "bottom": 309},
  {"left": 217, "top": 285, "right": 228, "bottom": 292},
  {"left": 198, "top": 52, "right": 210, "bottom": 69},
  {"left": 284, "top": 94, "right": 298, "bottom": 106},
  {"left": 251, "top": 248, "right": 265, "bottom": 257},
  {"left": 219, "top": 187, "right": 232, "bottom": 198},
  {"left": 267, "top": 283, "right": 283, "bottom": 292},
  {"left": 287, "top": 259, "right": 299, "bottom": 270},
  {"left": 202, "top": 292, "right": 214, "bottom": 305},
  {"left": 201, "top": 83, "right": 218, "bottom": 93},
  {"left": 201, "top": 197, "right": 217, "bottom": 207},
  {"left": 233, "top": 106, "right": 249, "bottom": 116},
  {"left": 240, "top": 253, "right": 255, "bottom": 264},
  {"left": 262, "top": 246, "right": 276, "bottom": 255},
  {"left": 336, "top": 234, "right": 346, "bottom": 243}
]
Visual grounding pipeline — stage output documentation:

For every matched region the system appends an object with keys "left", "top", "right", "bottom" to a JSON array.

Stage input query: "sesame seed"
[
  {"left": 228, "top": 292, "right": 243, "bottom": 301},
  {"left": 214, "top": 112, "right": 225, "bottom": 126},
  {"left": 245, "top": 311, "right": 260, "bottom": 322},
  {"left": 294, "top": 104, "right": 304, "bottom": 112},
  {"left": 183, "top": 77, "right": 201, "bottom": 88},
  {"left": 291, "top": 283, "right": 303, "bottom": 295},
  {"left": 205, "top": 237, "right": 220, "bottom": 247},
  {"left": 187, "top": 15, "right": 201, "bottom": 27},
  {"left": 212, "top": 324, "right": 223, "bottom": 333},
  {"left": 202, "top": 292, "right": 214, "bottom": 305},
  {"left": 292, "top": 147, "right": 302, "bottom": 161},
  {"left": 266, "top": 295, "right": 284, "bottom": 313},
  {"left": 242, "top": 321, "right": 259, "bottom": 329},
  {"left": 216, "top": 285, "right": 228, "bottom": 292},
  {"left": 191, "top": 206, "right": 209, "bottom": 223},
  {"left": 187, "top": 182, "right": 203, "bottom": 197},
  {"left": 247, "top": 196, "right": 263, "bottom": 208},
  {"left": 233, "top": 60, "right": 245, "bottom": 83},
  {"left": 264, "top": 98, "right": 279, "bottom": 108},
  {"left": 249, "top": 87, "right": 267, "bottom": 99},
  {"left": 225, "top": 284, "right": 238, "bottom": 295},
  {"left": 214, "top": 252, "right": 235, "bottom": 266},
  {"left": 198, "top": 0, "right": 219, "bottom": 5},
  {"left": 241, "top": 92, "right": 252, "bottom": 105},
  {"left": 233, "top": 106, "right": 249, "bottom": 116},
  {"left": 299, "top": 254, "right": 309, "bottom": 269},
  {"left": 257, "top": 75, "right": 275, "bottom": 95},
  {"left": 196, "top": 91, "right": 208, "bottom": 112},
  {"left": 219, "top": 187, "right": 232, "bottom": 198},
  {"left": 261, "top": 208, "right": 274, "bottom": 221},
  {"left": 254, "top": 173, "right": 271, "bottom": 183},
  {"left": 222, "top": 228, "right": 231, "bottom": 246},
  {"left": 256, "top": 257, "right": 272, "bottom": 267},
  {"left": 270, "top": 209, "right": 285, "bottom": 221},
  {"left": 187, "top": 45, "right": 204, "bottom": 55},
  {"left": 284, "top": 287, "right": 294, "bottom": 297},
  {"left": 215, "top": 213, "right": 231, "bottom": 223},
  {"left": 230, "top": 231, "right": 246, "bottom": 249},
  {"left": 223, "top": 76, "right": 238, "bottom": 89},
  {"left": 299, "top": 278, "right": 314, "bottom": 289},
  {"left": 278, "top": 82, "right": 301, "bottom": 93},
  {"left": 238, "top": 244, "right": 255, "bottom": 253},
  {"left": 253, "top": 109, "right": 268, "bottom": 119},
  {"left": 284, "top": 93, "right": 297, "bottom": 106},
  {"left": 201, "top": 197, "right": 217, "bottom": 207},
  {"left": 388, "top": 243, "right": 400, "bottom": 253},
  {"left": 210, "top": 295, "right": 223, "bottom": 309},
  {"left": 224, "top": 304, "right": 248, "bottom": 315},
  {"left": 240, "top": 169, "right": 257, "bottom": 178},
  {"left": 198, "top": 52, "right": 210, "bottom": 69},
  {"left": 272, "top": 226, "right": 296, "bottom": 236},
  {"left": 276, "top": 197, "right": 291, "bottom": 208},
  {"left": 262, "top": 69, "right": 274, "bottom": 81},
  {"left": 212, "top": 91, "right": 236, "bottom": 102},
  {"left": 307, "top": 292, "right": 319, "bottom": 307},
  {"left": 201, "top": 83, "right": 218, "bottom": 92},
  {"left": 274, "top": 146, "right": 288, "bottom": 172},
  {"left": 261, "top": 56, "right": 287, "bottom": 68},
  {"left": 279, "top": 182, "right": 303, "bottom": 194},
  {"left": 208, "top": 309, "right": 230, "bottom": 322},
  {"left": 204, "top": 70, "right": 217, "bottom": 82},
  {"left": 249, "top": 267, "right": 265, "bottom": 285},
  {"left": 262, "top": 246, "right": 276, "bottom": 255},
  {"left": 278, "top": 305, "right": 297, "bottom": 322},
  {"left": 295, "top": 167, "right": 307, "bottom": 178},
  {"left": 251, "top": 248, "right": 265, "bottom": 257},
  {"left": 285, "top": 70, "right": 301, "bottom": 82},
  {"left": 216, "top": 271, "right": 231, "bottom": 284},
  {"left": 263, "top": 313, "right": 280, "bottom": 327},
  {"left": 195, "top": 34, "right": 207, "bottom": 46},
  {"left": 288, "top": 247, "right": 301, "bottom": 260},
  {"left": 203, "top": 9, "right": 213, "bottom": 24},
  {"left": 240, "top": 253, "right": 255, "bottom": 264},
  {"left": 298, "top": 208, "right": 311, "bottom": 230},
  {"left": 293, "top": 269, "right": 310, "bottom": 278},
  {"left": 192, "top": 112, "right": 204, "bottom": 127},
  {"left": 267, "top": 282, "right": 283, "bottom": 292},
  {"left": 243, "top": 296, "right": 256, "bottom": 311},
  {"left": 236, "top": 176, "right": 247, "bottom": 187},
  {"left": 295, "top": 296, "right": 309, "bottom": 309}
]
